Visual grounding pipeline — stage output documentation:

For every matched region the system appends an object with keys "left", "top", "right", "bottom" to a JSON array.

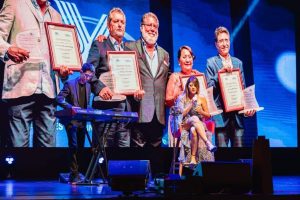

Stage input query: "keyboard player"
[{"left": 56, "top": 63, "right": 112, "bottom": 183}]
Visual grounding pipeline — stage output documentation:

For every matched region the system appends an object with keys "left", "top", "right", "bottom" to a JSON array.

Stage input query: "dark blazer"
[
  {"left": 125, "top": 39, "right": 170, "bottom": 125},
  {"left": 205, "top": 55, "right": 245, "bottom": 128},
  {"left": 86, "top": 38, "right": 134, "bottom": 111},
  {"left": 56, "top": 77, "right": 91, "bottom": 109}
]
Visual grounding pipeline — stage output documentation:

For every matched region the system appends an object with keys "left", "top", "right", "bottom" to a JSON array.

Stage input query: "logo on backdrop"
[{"left": 54, "top": 0, "right": 135, "bottom": 62}]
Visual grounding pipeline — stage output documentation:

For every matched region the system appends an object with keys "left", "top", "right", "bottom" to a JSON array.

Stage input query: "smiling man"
[
  {"left": 205, "top": 26, "right": 255, "bottom": 148},
  {"left": 126, "top": 12, "right": 170, "bottom": 147}
]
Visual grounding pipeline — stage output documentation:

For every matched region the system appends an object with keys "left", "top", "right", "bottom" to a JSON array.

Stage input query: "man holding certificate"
[
  {"left": 0, "top": 0, "right": 71, "bottom": 147},
  {"left": 87, "top": 8, "right": 144, "bottom": 147},
  {"left": 205, "top": 26, "right": 255, "bottom": 147},
  {"left": 126, "top": 12, "right": 170, "bottom": 147}
]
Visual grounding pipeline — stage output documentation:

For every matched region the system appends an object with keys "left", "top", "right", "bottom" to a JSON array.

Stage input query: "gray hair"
[
  {"left": 107, "top": 7, "right": 126, "bottom": 24},
  {"left": 214, "top": 26, "right": 230, "bottom": 42},
  {"left": 140, "top": 12, "right": 159, "bottom": 27}
]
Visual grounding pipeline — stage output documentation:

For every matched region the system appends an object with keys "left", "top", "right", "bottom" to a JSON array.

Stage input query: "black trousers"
[{"left": 131, "top": 113, "right": 164, "bottom": 147}]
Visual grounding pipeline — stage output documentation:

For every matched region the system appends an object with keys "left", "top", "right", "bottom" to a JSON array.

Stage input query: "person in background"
[
  {"left": 166, "top": 45, "right": 203, "bottom": 147},
  {"left": 165, "top": 45, "right": 201, "bottom": 107},
  {"left": 206, "top": 26, "right": 255, "bottom": 147},
  {"left": 56, "top": 63, "right": 107, "bottom": 183}
]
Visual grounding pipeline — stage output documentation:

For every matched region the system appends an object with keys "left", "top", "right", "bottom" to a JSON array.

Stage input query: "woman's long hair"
[{"left": 184, "top": 76, "right": 200, "bottom": 100}]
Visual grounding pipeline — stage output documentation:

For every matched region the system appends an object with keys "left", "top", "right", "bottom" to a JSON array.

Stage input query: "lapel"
[
  {"left": 25, "top": 0, "right": 43, "bottom": 23},
  {"left": 135, "top": 39, "right": 154, "bottom": 78},
  {"left": 106, "top": 38, "right": 116, "bottom": 51},
  {"left": 75, "top": 77, "right": 80, "bottom": 106},
  {"left": 85, "top": 82, "right": 91, "bottom": 107},
  {"left": 231, "top": 57, "right": 239, "bottom": 68},
  {"left": 215, "top": 55, "right": 223, "bottom": 70},
  {"left": 155, "top": 47, "right": 165, "bottom": 78}
]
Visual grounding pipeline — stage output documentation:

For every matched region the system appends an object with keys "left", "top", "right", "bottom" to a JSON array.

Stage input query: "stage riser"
[{"left": 0, "top": 148, "right": 299, "bottom": 179}]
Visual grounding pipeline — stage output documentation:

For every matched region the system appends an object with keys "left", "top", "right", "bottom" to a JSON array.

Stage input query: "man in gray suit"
[
  {"left": 205, "top": 26, "right": 255, "bottom": 147},
  {"left": 0, "top": 0, "right": 70, "bottom": 147},
  {"left": 87, "top": 7, "right": 144, "bottom": 147},
  {"left": 126, "top": 12, "right": 170, "bottom": 147}
]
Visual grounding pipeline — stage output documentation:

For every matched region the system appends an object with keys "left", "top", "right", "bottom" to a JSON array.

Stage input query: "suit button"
[{"left": 37, "top": 38, "right": 41, "bottom": 42}]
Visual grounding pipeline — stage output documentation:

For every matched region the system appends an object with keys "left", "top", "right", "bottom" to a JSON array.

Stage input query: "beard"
[{"left": 141, "top": 29, "right": 158, "bottom": 45}]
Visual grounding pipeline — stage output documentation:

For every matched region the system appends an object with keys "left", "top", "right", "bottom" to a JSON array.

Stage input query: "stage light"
[
  {"left": 98, "top": 157, "right": 104, "bottom": 164},
  {"left": 5, "top": 157, "right": 14, "bottom": 165},
  {"left": 4, "top": 156, "right": 15, "bottom": 179}
]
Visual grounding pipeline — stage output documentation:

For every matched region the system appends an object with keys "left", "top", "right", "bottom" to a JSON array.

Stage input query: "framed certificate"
[
  {"left": 107, "top": 51, "right": 142, "bottom": 95},
  {"left": 218, "top": 68, "right": 244, "bottom": 112},
  {"left": 180, "top": 73, "right": 208, "bottom": 97},
  {"left": 45, "top": 22, "right": 82, "bottom": 71}
]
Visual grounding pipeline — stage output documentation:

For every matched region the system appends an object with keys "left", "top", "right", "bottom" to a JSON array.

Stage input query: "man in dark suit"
[
  {"left": 56, "top": 63, "right": 107, "bottom": 183},
  {"left": 87, "top": 8, "right": 144, "bottom": 147},
  {"left": 126, "top": 12, "right": 170, "bottom": 147},
  {"left": 205, "top": 26, "right": 255, "bottom": 147}
]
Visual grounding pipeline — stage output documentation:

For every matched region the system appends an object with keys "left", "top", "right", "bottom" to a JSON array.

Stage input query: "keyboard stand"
[{"left": 75, "top": 122, "right": 112, "bottom": 185}]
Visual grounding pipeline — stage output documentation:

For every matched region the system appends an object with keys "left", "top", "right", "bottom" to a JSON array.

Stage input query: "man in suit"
[
  {"left": 126, "top": 12, "right": 170, "bottom": 147},
  {"left": 56, "top": 63, "right": 106, "bottom": 183},
  {"left": 0, "top": 0, "right": 72, "bottom": 147},
  {"left": 87, "top": 7, "right": 144, "bottom": 147},
  {"left": 205, "top": 26, "right": 255, "bottom": 147}
]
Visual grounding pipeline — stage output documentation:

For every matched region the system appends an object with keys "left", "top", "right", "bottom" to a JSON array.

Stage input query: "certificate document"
[
  {"left": 107, "top": 51, "right": 142, "bottom": 95},
  {"left": 45, "top": 22, "right": 82, "bottom": 71},
  {"left": 218, "top": 69, "right": 244, "bottom": 112},
  {"left": 206, "top": 87, "right": 223, "bottom": 116},
  {"left": 180, "top": 73, "right": 208, "bottom": 97},
  {"left": 16, "top": 30, "right": 43, "bottom": 62},
  {"left": 238, "top": 85, "right": 264, "bottom": 114}
]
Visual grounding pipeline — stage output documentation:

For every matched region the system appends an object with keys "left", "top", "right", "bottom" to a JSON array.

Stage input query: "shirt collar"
[
  {"left": 219, "top": 54, "right": 231, "bottom": 61},
  {"left": 31, "top": 0, "right": 50, "bottom": 9},
  {"left": 141, "top": 37, "right": 158, "bottom": 50},
  {"left": 109, "top": 36, "right": 123, "bottom": 46},
  {"left": 109, "top": 35, "right": 124, "bottom": 50}
]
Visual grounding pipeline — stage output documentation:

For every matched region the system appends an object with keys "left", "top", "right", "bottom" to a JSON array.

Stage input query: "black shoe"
[{"left": 69, "top": 172, "right": 81, "bottom": 183}]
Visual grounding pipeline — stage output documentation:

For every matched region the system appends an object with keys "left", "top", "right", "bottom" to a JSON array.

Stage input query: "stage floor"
[{"left": 1, "top": 176, "right": 300, "bottom": 200}]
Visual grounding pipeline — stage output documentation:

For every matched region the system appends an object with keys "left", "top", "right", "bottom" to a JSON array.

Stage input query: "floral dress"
[{"left": 175, "top": 93, "right": 215, "bottom": 164}]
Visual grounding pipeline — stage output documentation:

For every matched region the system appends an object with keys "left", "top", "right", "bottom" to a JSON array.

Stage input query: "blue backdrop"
[{"left": 29, "top": 0, "right": 297, "bottom": 147}]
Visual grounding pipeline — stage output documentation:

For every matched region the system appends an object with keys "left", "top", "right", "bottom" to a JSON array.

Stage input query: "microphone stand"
[{"left": 169, "top": 106, "right": 182, "bottom": 175}]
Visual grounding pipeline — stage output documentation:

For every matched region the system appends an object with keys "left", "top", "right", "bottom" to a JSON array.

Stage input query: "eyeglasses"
[
  {"left": 84, "top": 73, "right": 94, "bottom": 78},
  {"left": 142, "top": 23, "right": 158, "bottom": 29},
  {"left": 217, "top": 39, "right": 229, "bottom": 44}
]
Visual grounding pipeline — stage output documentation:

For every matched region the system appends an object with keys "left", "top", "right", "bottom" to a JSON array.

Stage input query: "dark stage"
[
  {"left": 0, "top": 176, "right": 300, "bottom": 200},
  {"left": 0, "top": 148, "right": 300, "bottom": 199}
]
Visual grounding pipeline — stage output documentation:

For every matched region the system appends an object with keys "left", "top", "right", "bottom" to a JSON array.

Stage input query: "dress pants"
[{"left": 7, "top": 94, "right": 56, "bottom": 147}]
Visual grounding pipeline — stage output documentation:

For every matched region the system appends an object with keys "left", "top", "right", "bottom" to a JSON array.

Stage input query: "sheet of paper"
[
  {"left": 206, "top": 86, "right": 223, "bottom": 116},
  {"left": 16, "top": 30, "right": 43, "bottom": 62}
]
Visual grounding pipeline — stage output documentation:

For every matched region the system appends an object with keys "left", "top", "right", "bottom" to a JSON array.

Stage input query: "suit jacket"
[
  {"left": 87, "top": 38, "right": 134, "bottom": 112},
  {"left": 56, "top": 77, "right": 92, "bottom": 109},
  {"left": 126, "top": 39, "right": 170, "bottom": 125},
  {"left": 206, "top": 55, "right": 245, "bottom": 128},
  {"left": 0, "top": 0, "right": 62, "bottom": 99}
]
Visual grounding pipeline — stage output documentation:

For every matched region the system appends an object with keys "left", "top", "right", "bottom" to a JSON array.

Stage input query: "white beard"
[{"left": 141, "top": 30, "right": 158, "bottom": 45}]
